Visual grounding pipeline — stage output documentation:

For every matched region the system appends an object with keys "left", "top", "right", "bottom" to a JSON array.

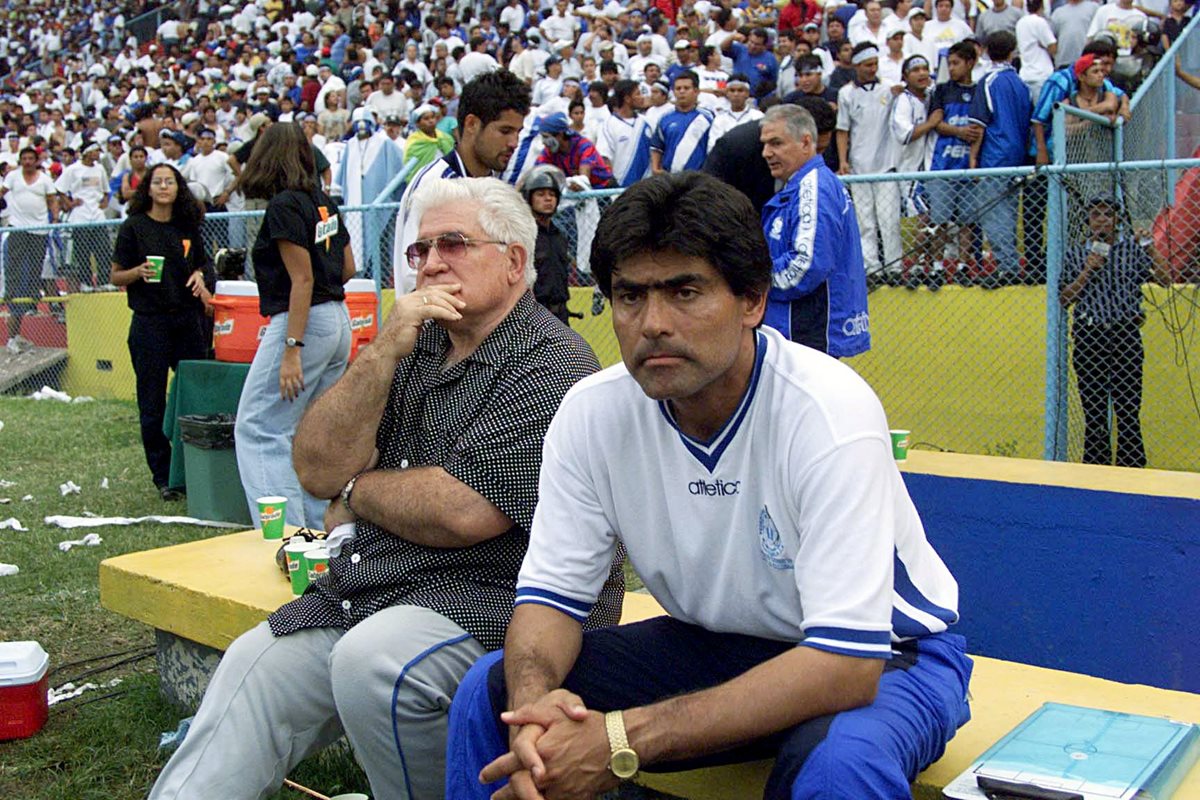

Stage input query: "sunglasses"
[{"left": 405, "top": 231, "right": 509, "bottom": 269}]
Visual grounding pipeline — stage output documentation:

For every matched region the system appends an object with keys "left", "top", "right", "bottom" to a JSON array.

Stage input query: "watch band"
[
  {"left": 340, "top": 472, "right": 362, "bottom": 514},
  {"left": 604, "top": 710, "right": 640, "bottom": 779},
  {"left": 286, "top": 337, "right": 305, "bottom": 348}
]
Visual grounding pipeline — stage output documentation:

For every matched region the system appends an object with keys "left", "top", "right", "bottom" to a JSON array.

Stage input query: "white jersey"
[
  {"left": 55, "top": 162, "right": 108, "bottom": 222},
  {"left": 516, "top": 326, "right": 960, "bottom": 656},
  {"left": 595, "top": 113, "right": 652, "bottom": 187},
  {"left": 890, "top": 89, "right": 932, "bottom": 174},
  {"left": 707, "top": 107, "right": 764, "bottom": 152},
  {"left": 837, "top": 80, "right": 897, "bottom": 175}
]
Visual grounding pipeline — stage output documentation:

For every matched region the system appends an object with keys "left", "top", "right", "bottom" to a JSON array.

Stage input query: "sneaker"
[{"left": 158, "top": 485, "right": 184, "bottom": 502}]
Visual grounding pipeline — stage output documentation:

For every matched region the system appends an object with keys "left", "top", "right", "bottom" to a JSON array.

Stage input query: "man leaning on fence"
[
  {"left": 1, "top": 146, "right": 59, "bottom": 353},
  {"left": 147, "top": 177, "right": 623, "bottom": 800},
  {"left": 1059, "top": 195, "right": 1171, "bottom": 469}
]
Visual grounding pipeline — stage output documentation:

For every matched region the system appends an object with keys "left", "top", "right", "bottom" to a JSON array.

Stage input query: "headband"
[
  {"left": 726, "top": 79, "right": 750, "bottom": 88},
  {"left": 851, "top": 46, "right": 879, "bottom": 65},
  {"left": 903, "top": 56, "right": 930, "bottom": 72},
  {"left": 797, "top": 64, "right": 823, "bottom": 75}
]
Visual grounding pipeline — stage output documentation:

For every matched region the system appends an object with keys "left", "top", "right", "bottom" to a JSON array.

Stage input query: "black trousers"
[
  {"left": 127, "top": 311, "right": 208, "bottom": 488},
  {"left": 1020, "top": 174, "right": 1047, "bottom": 282},
  {"left": 1071, "top": 319, "right": 1146, "bottom": 468}
]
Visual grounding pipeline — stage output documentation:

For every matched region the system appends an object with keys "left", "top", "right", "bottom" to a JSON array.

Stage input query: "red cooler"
[
  {"left": 210, "top": 280, "right": 269, "bottom": 363},
  {"left": 0, "top": 641, "right": 49, "bottom": 740},
  {"left": 344, "top": 278, "right": 379, "bottom": 361}
]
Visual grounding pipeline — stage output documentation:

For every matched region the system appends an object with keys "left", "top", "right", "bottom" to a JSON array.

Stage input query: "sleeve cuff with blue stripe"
[
  {"left": 514, "top": 587, "right": 595, "bottom": 622},
  {"left": 799, "top": 626, "right": 893, "bottom": 659}
]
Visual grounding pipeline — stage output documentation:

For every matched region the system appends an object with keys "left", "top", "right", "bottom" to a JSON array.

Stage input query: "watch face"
[{"left": 610, "top": 748, "right": 639, "bottom": 779}]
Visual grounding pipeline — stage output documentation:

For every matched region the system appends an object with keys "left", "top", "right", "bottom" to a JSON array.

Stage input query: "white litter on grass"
[
  {"left": 58, "top": 533, "right": 103, "bottom": 551},
  {"left": 21, "top": 494, "right": 32, "bottom": 501},
  {"left": 100, "top": 477, "right": 109, "bottom": 490},
  {"left": 0, "top": 479, "right": 15, "bottom": 488},
  {"left": 0, "top": 564, "right": 18, "bottom": 577},
  {"left": 48, "top": 677, "right": 123, "bottom": 706},
  {"left": 28, "top": 386, "right": 94, "bottom": 403},
  {"left": 44, "top": 515, "right": 244, "bottom": 530},
  {"left": 59, "top": 480, "right": 82, "bottom": 496},
  {"left": 0, "top": 517, "right": 28, "bottom": 531},
  {"left": 0, "top": 420, "right": 5, "bottom": 432},
  {"left": 0, "top": 498, "right": 9, "bottom": 504}
]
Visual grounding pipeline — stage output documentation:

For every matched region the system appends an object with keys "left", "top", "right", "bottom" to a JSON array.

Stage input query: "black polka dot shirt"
[{"left": 269, "top": 292, "right": 625, "bottom": 650}]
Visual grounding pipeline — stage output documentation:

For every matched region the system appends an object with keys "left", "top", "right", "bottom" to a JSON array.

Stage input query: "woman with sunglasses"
[
  {"left": 234, "top": 122, "right": 355, "bottom": 529},
  {"left": 110, "top": 162, "right": 213, "bottom": 501}
]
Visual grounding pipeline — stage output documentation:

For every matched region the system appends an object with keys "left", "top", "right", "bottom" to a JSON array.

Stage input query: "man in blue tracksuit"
[{"left": 761, "top": 104, "right": 870, "bottom": 358}]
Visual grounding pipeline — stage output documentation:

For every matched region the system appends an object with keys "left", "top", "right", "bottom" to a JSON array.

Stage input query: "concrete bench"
[{"left": 100, "top": 526, "right": 1200, "bottom": 800}]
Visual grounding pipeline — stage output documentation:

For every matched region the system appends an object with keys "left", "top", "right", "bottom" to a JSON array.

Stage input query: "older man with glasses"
[{"left": 148, "top": 177, "right": 623, "bottom": 800}]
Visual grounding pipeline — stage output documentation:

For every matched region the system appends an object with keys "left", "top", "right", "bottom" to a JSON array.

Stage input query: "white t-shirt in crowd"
[
  {"left": 1016, "top": 13, "right": 1057, "bottom": 84},
  {"left": 3, "top": 170, "right": 57, "bottom": 228}
]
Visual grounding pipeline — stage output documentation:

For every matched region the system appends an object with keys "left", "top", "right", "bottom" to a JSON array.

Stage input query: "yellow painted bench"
[{"left": 99, "top": 526, "right": 1200, "bottom": 799}]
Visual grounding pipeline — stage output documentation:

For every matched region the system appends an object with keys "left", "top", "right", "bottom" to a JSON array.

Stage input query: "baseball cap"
[
  {"left": 906, "top": 7, "right": 928, "bottom": 19},
  {"left": 539, "top": 112, "right": 570, "bottom": 134},
  {"left": 674, "top": 39, "right": 691, "bottom": 50},
  {"left": 198, "top": 128, "right": 216, "bottom": 138},
  {"left": 305, "top": 64, "right": 319, "bottom": 76},
  {"left": 248, "top": 112, "right": 271, "bottom": 134}
]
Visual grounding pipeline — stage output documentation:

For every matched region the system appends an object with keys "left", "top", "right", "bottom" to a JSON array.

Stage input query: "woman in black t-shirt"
[
  {"left": 233, "top": 122, "right": 355, "bottom": 530},
  {"left": 111, "top": 163, "right": 213, "bottom": 501}
]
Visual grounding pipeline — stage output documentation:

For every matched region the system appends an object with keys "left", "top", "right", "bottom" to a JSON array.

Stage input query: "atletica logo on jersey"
[
  {"left": 688, "top": 478, "right": 740, "bottom": 496},
  {"left": 758, "top": 506, "right": 794, "bottom": 570},
  {"left": 315, "top": 206, "right": 338, "bottom": 251}
]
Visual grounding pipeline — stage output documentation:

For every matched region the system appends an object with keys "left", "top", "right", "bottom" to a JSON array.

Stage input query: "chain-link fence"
[
  {"left": 2, "top": 166, "right": 1198, "bottom": 471},
  {"left": 0, "top": 203, "right": 396, "bottom": 395}
]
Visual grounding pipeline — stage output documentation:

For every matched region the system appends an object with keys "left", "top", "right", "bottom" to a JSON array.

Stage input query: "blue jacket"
[{"left": 762, "top": 155, "right": 870, "bottom": 357}]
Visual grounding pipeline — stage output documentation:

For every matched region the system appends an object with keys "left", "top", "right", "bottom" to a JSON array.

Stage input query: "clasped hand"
[{"left": 480, "top": 690, "right": 619, "bottom": 800}]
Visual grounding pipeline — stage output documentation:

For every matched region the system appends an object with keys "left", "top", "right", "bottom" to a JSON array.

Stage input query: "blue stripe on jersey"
[
  {"left": 799, "top": 639, "right": 892, "bottom": 659},
  {"left": 803, "top": 626, "right": 892, "bottom": 645},
  {"left": 514, "top": 587, "right": 592, "bottom": 620},
  {"left": 893, "top": 551, "right": 958, "bottom": 626},
  {"left": 893, "top": 606, "right": 936, "bottom": 638},
  {"left": 658, "top": 330, "right": 767, "bottom": 472}
]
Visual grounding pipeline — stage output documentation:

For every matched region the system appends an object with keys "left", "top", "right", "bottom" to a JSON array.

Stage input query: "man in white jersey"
[
  {"left": 595, "top": 79, "right": 653, "bottom": 187},
  {"left": 445, "top": 171, "right": 973, "bottom": 800}
]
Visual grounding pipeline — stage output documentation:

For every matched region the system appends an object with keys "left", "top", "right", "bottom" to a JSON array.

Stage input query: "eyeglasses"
[{"left": 405, "top": 231, "right": 509, "bottom": 269}]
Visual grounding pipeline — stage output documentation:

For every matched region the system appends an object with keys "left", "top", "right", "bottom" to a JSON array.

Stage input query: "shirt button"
[
  {"left": 350, "top": 553, "right": 361, "bottom": 564},
  {"left": 341, "top": 600, "right": 351, "bottom": 611},
  {"left": 400, "top": 459, "right": 409, "bottom": 468}
]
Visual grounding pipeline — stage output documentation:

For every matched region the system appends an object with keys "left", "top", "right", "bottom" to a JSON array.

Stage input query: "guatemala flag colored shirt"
[
  {"left": 650, "top": 106, "right": 715, "bottom": 172},
  {"left": 761, "top": 155, "right": 871, "bottom": 358}
]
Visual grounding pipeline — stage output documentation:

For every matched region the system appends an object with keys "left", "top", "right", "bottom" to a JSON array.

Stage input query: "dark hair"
[
  {"left": 568, "top": 99, "right": 585, "bottom": 115},
  {"left": 714, "top": 7, "right": 733, "bottom": 26},
  {"left": 793, "top": 94, "right": 837, "bottom": 134},
  {"left": 128, "top": 163, "right": 204, "bottom": 231},
  {"left": 673, "top": 69, "right": 698, "bottom": 89},
  {"left": 611, "top": 79, "right": 640, "bottom": 109},
  {"left": 947, "top": 40, "right": 977, "bottom": 62},
  {"left": 470, "top": 35, "right": 486, "bottom": 49},
  {"left": 749, "top": 27, "right": 770, "bottom": 43},
  {"left": 728, "top": 72, "right": 751, "bottom": 84},
  {"left": 591, "top": 172, "right": 770, "bottom": 300},
  {"left": 600, "top": 59, "right": 620, "bottom": 74},
  {"left": 18, "top": 146, "right": 36, "bottom": 160},
  {"left": 238, "top": 122, "right": 315, "bottom": 200},
  {"left": 1082, "top": 38, "right": 1118, "bottom": 59},
  {"left": 796, "top": 54, "right": 823, "bottom": 73},
  {"left": 1027, "top": 0, "right": 1043, "bottom": 14},
  {"left": 699, "top": 45, "right": 718, "bottom": 65},
  {"left": 458, "top": 68, "right": 531, "bottom": 128},
  {"left": 985, "top": 30, "right": 1017, "bottom": 62}
]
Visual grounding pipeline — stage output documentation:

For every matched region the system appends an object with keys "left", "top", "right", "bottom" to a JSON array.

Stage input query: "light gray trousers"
[{"left": 148, "top": 605, "right": 486, "bottom": 800}]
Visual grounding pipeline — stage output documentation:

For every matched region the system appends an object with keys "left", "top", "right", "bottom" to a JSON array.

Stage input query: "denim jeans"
[
  {"left": 235, "top": 301, "right": 351, "bottom": 528},
  {"left": 975, "top": 176, "right": 1020, "bottom": 276}
]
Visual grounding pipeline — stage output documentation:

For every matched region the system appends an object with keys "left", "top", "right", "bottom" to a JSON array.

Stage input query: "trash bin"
[{"left": 179, "top": 414, "right": 251, "bottom": 525}]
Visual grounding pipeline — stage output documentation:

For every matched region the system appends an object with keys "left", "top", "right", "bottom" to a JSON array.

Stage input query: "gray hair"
[
  {"left": 763, "top": 104, "right": 818, "bottom": 146},
  {"left": 410, "top": 176, "right": 538, "bottom": 288}
]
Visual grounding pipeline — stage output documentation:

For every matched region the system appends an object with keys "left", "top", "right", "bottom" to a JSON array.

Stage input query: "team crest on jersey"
[
  {"left": 758, "top": 506, "right": 793, "bottom": 570},
  {"left": 769, "top": 217, "right": 783, "bottom": 240}
]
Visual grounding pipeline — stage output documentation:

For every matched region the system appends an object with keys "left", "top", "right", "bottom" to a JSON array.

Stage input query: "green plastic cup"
[
  {"left": 145, "top": 255, "right": 165, "bottom": 283},
  {"left": 304, "top": 546, "right": 330, "bottom": 587},
  {"left": 256, "top": 495, "right": 287, "bottom": 539},
  {"left": 284, "top": 539, "right": 320, "bottom": 595},
  {"left": 890, "top": 430, "right": 911, "bottom": 462}
]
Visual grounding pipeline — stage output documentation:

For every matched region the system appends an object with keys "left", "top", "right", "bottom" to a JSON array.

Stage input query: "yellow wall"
[
  {"left": 65, "top": 286, "right": 1199, "bottom": 471},
  {"left": 62, "top": 293, "right": 137, "bottom": 401}
]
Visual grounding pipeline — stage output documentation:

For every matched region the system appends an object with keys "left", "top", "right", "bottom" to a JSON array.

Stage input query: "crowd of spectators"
[{"left": 0, "top": 0, "right": 1188, "bottom": 305}]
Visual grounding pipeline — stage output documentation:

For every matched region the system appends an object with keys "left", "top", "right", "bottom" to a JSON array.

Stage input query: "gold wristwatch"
[{"left": 604, "top": 710, "right": 640, "bottom": 779}]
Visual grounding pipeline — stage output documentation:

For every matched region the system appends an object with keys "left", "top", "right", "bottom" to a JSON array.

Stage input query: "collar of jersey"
[{"left": 658, "top": 328, "right": 767, "bottom": 473}]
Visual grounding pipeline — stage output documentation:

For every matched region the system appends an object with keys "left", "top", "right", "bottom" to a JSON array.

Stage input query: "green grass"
[{"left": 0, "top": 396, "right": 368, "bottom": 800}]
